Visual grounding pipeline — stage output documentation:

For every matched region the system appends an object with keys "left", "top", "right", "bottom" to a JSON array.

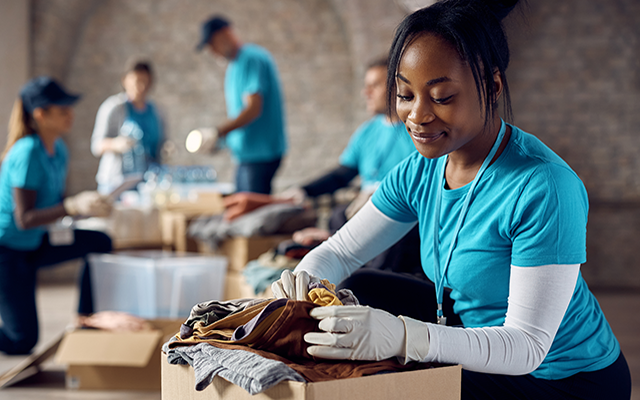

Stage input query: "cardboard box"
[
  {"left": 199, "top": 235, "right": 292, "bottom": 272},
  {"left": 55, "top": 319, "right": 182, "bottom": 391},
  {"left": 224, "top": 270, "right": 273, "bottom": 300},
  {"left": 161, "top": 354, "right": 461, "bottom": 400}
]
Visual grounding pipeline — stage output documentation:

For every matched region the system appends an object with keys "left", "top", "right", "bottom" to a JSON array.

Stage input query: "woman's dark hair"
[
  {"left": 387, "top": 0, "right": 519, "bottom": 124},
  {"left": 123, "top": 58, "right": 154, "bottom": 80}
]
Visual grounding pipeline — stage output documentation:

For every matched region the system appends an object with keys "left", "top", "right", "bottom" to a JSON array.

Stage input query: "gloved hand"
[
  {"left": 303, "top": 305, "right": 407, "bottom": 361},
  {"left": 185, "top": 128, "right": 218, "bottom": 154},
  {"left": 63, "top": 191, "right": 113, "bottom": 217},
  {"left": 271, "top": 269, "right": 321, "bottom": 301},
  {"left": 109, "top": 136, "right": 135, "bottom": 153}
]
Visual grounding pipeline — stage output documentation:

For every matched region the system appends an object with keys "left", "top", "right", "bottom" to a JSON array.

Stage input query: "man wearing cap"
[{"left": 197, "top": 15, "right": 287, "bottom": 195}]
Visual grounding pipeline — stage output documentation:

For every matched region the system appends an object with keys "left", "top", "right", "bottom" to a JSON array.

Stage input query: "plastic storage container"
[{"left": 88, "top": 251, "right": 227, "bottom": 319}]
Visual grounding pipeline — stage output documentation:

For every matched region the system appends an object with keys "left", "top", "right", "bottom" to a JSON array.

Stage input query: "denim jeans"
[
  {"left": 0, "top": 229, "right": 112, "bottom": 354},
  {"left": 235, "top": 158, "right": 282, "bottom": 194}
]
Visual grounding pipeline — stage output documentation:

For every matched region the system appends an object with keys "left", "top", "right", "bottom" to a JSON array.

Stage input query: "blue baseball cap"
[
  {"left": 196, "top": 15, "right": 230, "bottom": 51},
  {"left": 20, "top": 76, "right": 80, "bottom": 113}
]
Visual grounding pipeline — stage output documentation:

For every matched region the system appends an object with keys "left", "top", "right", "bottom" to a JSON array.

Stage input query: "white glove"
[
  {"left": 271, "top": 270, "right": 321, "bottom": 301},
  {"left": 109, "top": 136, "right": 135, "bottom": 153},
  {"left": 63, "top": 191, "right": 113, "bottom": 217},
  {"left": 185, "top": 128, "right": 218, "bottom": 154},
  {"left": 303, "top": 305, "right": 407, "bottom": 361}
]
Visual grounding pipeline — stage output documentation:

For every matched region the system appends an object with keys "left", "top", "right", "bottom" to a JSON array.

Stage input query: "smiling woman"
[{"left": 268, "top": 0, "right": 632, "bottom": 399}]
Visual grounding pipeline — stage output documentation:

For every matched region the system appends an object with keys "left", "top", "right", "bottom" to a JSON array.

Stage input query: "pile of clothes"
[{"left": 163, "top": 282, "right": 439, "bottom": 395}]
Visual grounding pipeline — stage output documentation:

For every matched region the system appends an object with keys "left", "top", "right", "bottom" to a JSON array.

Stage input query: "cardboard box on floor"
[
  {"left": 55, "top": 319, "right": 182, "bottom": 391},
  {"left": 161, "top": 354, "right": 461, "bottom": 400}
]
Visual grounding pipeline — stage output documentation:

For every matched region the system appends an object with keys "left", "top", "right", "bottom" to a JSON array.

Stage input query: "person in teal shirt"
[
  {"left": 0, "top": 77, "right": 113, "bottom": 355},
  {"left": 91, "top": 60, "right": 165, "bottom": 195},
  {"left": 198, "top": 16, "right": 287, "bottom": 194},
  {"left": 271, "top": 1, "right": 631, "bottom": 398}
]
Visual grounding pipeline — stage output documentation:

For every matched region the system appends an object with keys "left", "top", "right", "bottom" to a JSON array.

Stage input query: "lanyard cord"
[{"left": 432, "top": 120, "right": 507, "bottom": 325}]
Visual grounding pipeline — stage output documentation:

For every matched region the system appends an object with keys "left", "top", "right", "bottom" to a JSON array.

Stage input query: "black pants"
[
  {"left": 338, "top": 269, "right": 632, "bottom": 400},
  {"left": 0, "top": 229, "right": 112, "bottom": 354}
]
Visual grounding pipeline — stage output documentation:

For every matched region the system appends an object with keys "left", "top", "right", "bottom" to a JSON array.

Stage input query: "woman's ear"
[
  {"left": 493, "top": 69, "right": 504, "bottom": 101},
  {"left": 32, "top": 107, "right": 45, "bottom": 124}
]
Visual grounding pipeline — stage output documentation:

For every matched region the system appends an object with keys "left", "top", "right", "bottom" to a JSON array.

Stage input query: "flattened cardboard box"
[
  {"left": 161, "top": 354, "right": 461, "bottom": 400},
  {"left": 55, "top": 319, "right": 182, "bottom": 391}
]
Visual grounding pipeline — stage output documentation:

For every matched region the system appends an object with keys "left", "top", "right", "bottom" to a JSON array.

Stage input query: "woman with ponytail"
[
  {"left": 270, "top": 1, "right": 631, "bottom": 397},
  {"left": 0, "top": 77, "right": 113, "bottom": 355}
]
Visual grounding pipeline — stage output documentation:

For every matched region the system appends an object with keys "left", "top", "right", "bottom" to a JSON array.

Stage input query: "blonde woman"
[{"left": 0, "top": 77, "right": 112, "bottom": 355}]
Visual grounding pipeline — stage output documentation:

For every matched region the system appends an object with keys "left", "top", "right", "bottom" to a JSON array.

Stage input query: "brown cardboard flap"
[
  {"left": 0, "top": 331, "right": 64, "bottom": 388},
  {"left": 55, "top": 329, "right": 162, "bottom": 367}
]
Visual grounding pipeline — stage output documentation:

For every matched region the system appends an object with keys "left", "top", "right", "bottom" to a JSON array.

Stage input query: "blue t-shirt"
[
  {"left": 372, "top": 124, "right": 619, "bottom": 379},
  {"left": 0, "top": 134, "right": 68, "bottom": 250},
  {"left": 224, "top": 44, "right": 287, "bottom": 163},
  {"left": 123, "top": 101, "right": 162, "bottom": 162},
  {"left": 120, "top": 101, "right": 163, "bottom": 175},
  {"left": 339, "top": 115, "right": 416, "bottom": 190}
]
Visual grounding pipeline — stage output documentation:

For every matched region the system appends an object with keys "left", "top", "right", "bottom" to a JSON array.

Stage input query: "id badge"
[{"left": 48, "top": 216, "right": 75, "bottom": 246}]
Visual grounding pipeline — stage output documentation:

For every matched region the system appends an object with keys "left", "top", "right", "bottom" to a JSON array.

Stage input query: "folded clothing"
[{"left": 166, "top": 341, "right": 304, "bottom": 394}]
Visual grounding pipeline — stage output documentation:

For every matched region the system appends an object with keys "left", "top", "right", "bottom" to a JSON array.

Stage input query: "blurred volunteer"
[
  {"left": 91, "top": 60, "right": 165, "bottom": 194},
  {"left": 197, "top": 15, "right": 287, "bottom": 194},
  {"left": 271, "top": 1, "right": 631, "bottom": 398},
  {"left": 280, "top": 57, "right": 416, "bottom": 219},
  {"left": 0, "top": 77, "right": 112, "bottom": 355}
]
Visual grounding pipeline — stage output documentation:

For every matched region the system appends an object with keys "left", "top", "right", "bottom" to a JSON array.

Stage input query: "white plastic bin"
[{"left": 88, "top": 251, "right": 227, "bottom": 319}]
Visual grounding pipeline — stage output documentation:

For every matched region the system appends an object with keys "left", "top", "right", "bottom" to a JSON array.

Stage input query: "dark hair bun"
[{"left": 485, "top": 0, "right": 519, "bottom": 21}]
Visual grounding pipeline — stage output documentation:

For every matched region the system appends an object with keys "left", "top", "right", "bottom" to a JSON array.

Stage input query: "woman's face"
[
  {"left": 395, "top": 33, "right": 498, "bottom": 160},
  {"left": 34, "top": 105, "right": 74, "bottom": 135},
  {"left": 122, "top": 70, "right": 152, "bottom": 103}
]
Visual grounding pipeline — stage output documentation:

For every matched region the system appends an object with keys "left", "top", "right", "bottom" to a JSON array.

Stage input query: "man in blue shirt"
[{"left": 197, "top": 16, "right": 287, "bottom": 194}]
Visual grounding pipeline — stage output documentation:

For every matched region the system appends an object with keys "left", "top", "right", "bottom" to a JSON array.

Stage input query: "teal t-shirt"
[
  {"left": 123, "top": 101, "right": 162, "bottom": 161},
  {"left": 224, "top": 44, "right": 287, "bottom": 163},
  {"left": 372, "top": 124, "right": 619, "bottom": 379},
  {"left": 339, "top": 115, "right": 416, "bottom": 190},
  {"left": 0, "top": 134, "right": 68, "bottom": 250}
]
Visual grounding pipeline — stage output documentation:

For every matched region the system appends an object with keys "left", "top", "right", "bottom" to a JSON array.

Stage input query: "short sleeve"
[
  {"left": 8, "top": 141, "right": 44, "bottom": 191},
  {"left": 338, "top": 122, "right": 368, "bottom": 170},
  {"left": 241, "top": 55, "right": 267, "bottom": 97},
  {"left": 371, "top": 155, "right": 419, "bottom": 223},
  {"left": 510, "top": 164, "right": 588, "bottom": 266}
]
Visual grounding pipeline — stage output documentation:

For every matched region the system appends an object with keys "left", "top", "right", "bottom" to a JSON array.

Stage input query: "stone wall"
[
  {"left": 31, "top": 0, "right": 406, "bottom": 194},
  {"left": 22, "top": 0, "right": 640, "bottom": 288},
  {"left": 505, "top": 0, "right": 640, "bottom": 288}
]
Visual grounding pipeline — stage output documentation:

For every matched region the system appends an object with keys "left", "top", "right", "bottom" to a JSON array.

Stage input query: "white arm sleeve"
[
  {"left": 410, "top": 264, "right": 579, "bottom": 375},
  {"left": 293, "top": 199, "right": 417, "bottom": 285},
  {"left": 91, "top": 94, "right": 126, "bottom": 156}
]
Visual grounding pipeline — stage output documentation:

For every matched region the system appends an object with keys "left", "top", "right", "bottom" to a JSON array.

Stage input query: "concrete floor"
[{"left": 0, "top": 282, "right": 638, "bottom": 399}]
